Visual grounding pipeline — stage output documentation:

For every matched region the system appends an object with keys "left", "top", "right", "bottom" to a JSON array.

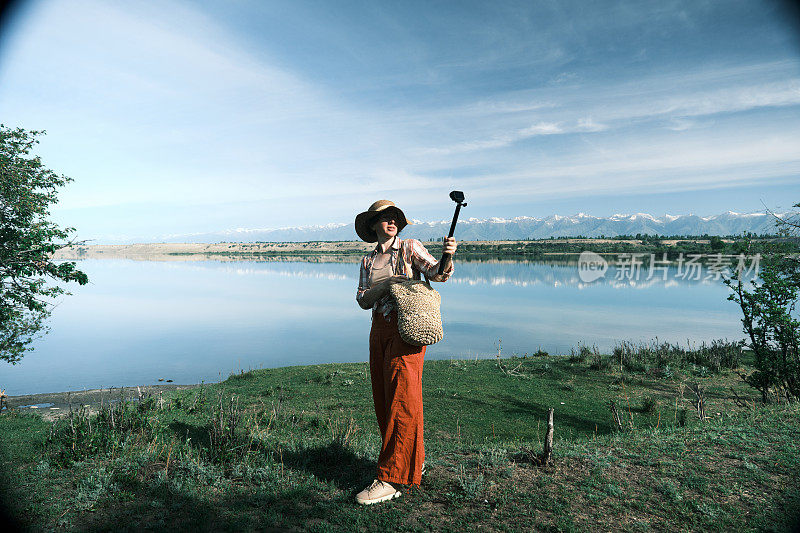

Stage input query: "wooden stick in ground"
[
  {"left": 542, "top": 407, "right": 554, "bottom": 466},
  {"left": 689, "top": 382, "right": 706, "bottom": 420},
  {"left": 609, "top": 400, "right": 623, "bottom": 430}
]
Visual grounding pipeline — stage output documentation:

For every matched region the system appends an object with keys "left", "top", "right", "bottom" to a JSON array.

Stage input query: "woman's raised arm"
[{"left": 408, "top": 238, "right": 456, "bottom": 282}]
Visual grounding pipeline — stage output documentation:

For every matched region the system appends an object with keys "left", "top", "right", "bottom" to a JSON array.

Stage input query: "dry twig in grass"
[
  {"left": 541, "top": 407, "right": 554, "bottom": 466},
  {"left": 608, "top": 400, "right": 624, "bottom": 430},
  {"left": 688, "top": 382, "right": 707, "bottom": 420}
]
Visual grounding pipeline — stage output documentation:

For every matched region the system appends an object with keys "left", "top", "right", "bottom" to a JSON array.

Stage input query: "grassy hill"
[{"left": 1, "top": 356, "right": 798, "bottom": 531}]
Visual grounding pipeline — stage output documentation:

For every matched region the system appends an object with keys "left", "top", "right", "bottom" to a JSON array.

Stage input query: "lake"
[{"left": 1, "top": 256, "right": 751, "bottom": 395}]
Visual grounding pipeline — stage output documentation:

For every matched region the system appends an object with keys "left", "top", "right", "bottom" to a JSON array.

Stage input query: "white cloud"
[
  {"left": 576, "top": 118, "right": 606, "bottom": 132},
  {"left": 414, "top": 61, "right": 800, "bottom": 156},
  {"left": 419, "top": 120, "right": 597, "bottom": 155},
  {"left": 2, "top": 2, "right": 799, "bottom": 240},
  {"left": 630, "top": 78, "right": 800, "bottom": 120},
  {"left": 666, "top": 118, "right": 697, "bottom": 131},
  {"left": 520, "top": 122, "right": 563, "bottom": 135},
  {"left": 456, "top": 130, "right": 800, "bottom": 200},
  {"left": 1, "top": 0, "right": 428, "bottom": 212}
]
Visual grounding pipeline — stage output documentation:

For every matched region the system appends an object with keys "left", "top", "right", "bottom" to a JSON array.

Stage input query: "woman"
[{"left": 353, "top": 199, "right": 457, "bottom": 505}]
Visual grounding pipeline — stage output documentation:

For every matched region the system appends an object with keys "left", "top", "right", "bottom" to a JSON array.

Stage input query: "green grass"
[{"left": 1, "top": 356, "right": 798, "bottom": 532}]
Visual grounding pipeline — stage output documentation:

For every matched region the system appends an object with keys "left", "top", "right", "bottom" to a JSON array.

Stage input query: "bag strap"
[{"left": 392, "top": 237, "right": 400, "bottom": 276}]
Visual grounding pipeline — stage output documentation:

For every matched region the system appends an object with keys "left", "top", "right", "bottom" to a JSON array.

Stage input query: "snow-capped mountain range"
[{"left": 161, "top": 211, "right": 784, "bottom": 243}]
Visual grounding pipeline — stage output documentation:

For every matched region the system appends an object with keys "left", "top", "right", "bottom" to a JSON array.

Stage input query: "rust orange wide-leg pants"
[{"left": 369, "top": 310, "right": 426, "bottom": 486}]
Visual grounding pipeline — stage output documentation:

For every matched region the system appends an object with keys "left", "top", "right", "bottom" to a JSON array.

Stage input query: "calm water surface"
[{"left": 1, "top": 258, "right": 747, "bottom": 395}]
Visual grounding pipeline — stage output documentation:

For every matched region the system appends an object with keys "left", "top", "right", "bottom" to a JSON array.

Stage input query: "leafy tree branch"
[{"left": 1, "top": 125, "right": 88, "bottom": 363}]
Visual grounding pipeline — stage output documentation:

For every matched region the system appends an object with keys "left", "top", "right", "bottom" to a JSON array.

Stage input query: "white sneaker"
[{"left": 355, "top": 479, "right": 401, "bottom": 505}]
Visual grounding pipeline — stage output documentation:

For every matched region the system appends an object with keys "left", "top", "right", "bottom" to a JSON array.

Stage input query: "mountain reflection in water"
[{"left": 1, "top": 258, "right": 748, "bottom": 395}]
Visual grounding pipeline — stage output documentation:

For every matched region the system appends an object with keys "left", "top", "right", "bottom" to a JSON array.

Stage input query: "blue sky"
[{"left": 1, "top": 0, "right": 799, "bottom": 243}]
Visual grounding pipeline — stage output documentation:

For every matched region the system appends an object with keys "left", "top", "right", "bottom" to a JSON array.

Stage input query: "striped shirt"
[{"left": 356, "top": 236, "right": 454, "bottom": 317}]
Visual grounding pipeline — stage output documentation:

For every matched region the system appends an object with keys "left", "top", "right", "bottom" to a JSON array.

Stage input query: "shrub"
[
  {"left": 46, "top": 396, "right": 158, "bottom": 466},
  {"left": 590, "top": 353, "right": 614, "bottom": 371},
  {"left": 569, "top": 344, "right": 598, "bottom": 363},
  {"left": 725, "top": 234, "right": 800, "bottom": 402},
  {"left": 640, "top": 395, "right": 657, "bottom": 414},
  {"left": 611, "top": 339, "right": 744, "bottom": 374}
]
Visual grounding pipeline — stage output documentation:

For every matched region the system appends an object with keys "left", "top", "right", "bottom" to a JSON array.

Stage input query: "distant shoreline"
[
  {"left": 52, "top": 237, "right": 742, "bottom": 262},
  {"left": 3, "top": 383, "right": 197, "bottom": 420}
]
